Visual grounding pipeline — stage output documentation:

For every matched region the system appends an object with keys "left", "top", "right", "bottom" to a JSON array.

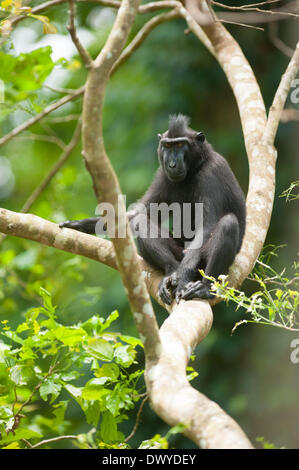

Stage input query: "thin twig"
[
  {"left": 9, "top": 0, "right": 183, "bottom": 28},
  {"left": 67, "top": 0, "right": 93, "bottom": 68},
  {"left": 212, "top": 0, "right": 299, "bottom": 18},
  {"left": 0, "top": 87, "right": 84, "bottom": 148},
  {"left": 21, "top": 438, "right": 34, "bottom": 448},
  {"left": 0, "top": 5, "right": 184, "bottom": 148},
  {"left": 0, "top": 121, "right": 81, "bottom": 245},
  {"left": 239, "top": 0, "right": 281, "bottom": 8},
  {"left": 219, "top": 18, "right": 264, "bottom": 30},
  {"left": 265, "top": 41, "right": 299, "bottom": 144},
  {"left": 268, "top": 22, "right": 294, "bottom": 58},
  {"left": 7, "top": 363, "right": 58, "bottom": 434},
  {"left": 29, "top": 435, "right": 78, "bottom": 449},
  {"left": 12, "top": 387, "right": 18, "bottom": 415},
  {"left": 111, "top": 9, "right": 181, "bottom": 73},
  {"left": 46, "top": 113, "right": 81, "bottom": 123},
  {"left": 15, "top": 133, "right": 67, "bottom": 151},
  {"left": 45, "top": 84, "right": 79, "bottom": 95},
  {"left": 20, "top": 120, "right": 81, "bottom": 213},
  {"left": 125, "top": 396, "right": 148, "bottom": 442},
  {"left": 216, "top": 1, "right": 299, "bottom": 24}
]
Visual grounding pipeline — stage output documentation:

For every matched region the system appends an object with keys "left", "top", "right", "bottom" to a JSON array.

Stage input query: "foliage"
[
  {"left": 280, "top": 181, "right": 299, "bottom": 202},
  {"left": 204, "top": 245, "right": 299, "bottom": 332},
  {"left": 0, "top": 47, "right": 55, "bottom": 103},
  {"left": 0, "top": 288, "right": 146, "bottom": 449},
  {"left": 139, "top": 424, "right": 187, "bottom": 450}
]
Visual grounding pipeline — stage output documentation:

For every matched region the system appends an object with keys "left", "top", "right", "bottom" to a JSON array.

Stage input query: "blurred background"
[{"left": 0, "top": 0, "right": 298, "bottom": 448}]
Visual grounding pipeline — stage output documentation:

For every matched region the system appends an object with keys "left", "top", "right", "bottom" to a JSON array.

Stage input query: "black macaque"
[{"left": 60, "top": 114, "right": 246, "bottom": 304}]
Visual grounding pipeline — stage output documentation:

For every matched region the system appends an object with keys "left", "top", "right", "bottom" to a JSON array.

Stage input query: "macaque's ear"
[
  {"left": 157, "top": 133, "right": 162, "bottom": 140},
  {"left": 196, "top": 132, "right": 205, "bottom": 143}
]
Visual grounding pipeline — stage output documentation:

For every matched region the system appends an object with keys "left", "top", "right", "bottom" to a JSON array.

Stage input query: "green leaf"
[
  {"left": 81, "top": 315, "right": 105, "bottom": 335},
  {"left": 0, "top": 47, "right": 55, "bottom": 102},
  {"left": 0, "top": 250, "right": 15, "bottom": 266},
  {"left": 105, "top": 385, "right": 120, "bottom": 417},
  {"left": 102, "top": 310, "right": 119, "bottom": 330},
  {"left": 54, "top": 326, "right": 86, "bottom": 347},
  {"left": 0, "top": 427, "right": 42, "bottom": 445},
  {"left": 82, "top": 400, "right": 101, "bottom": 427},
  {"left": 117, "top": 334, "right": 143, "bottom": 348},
  {"left": 0, "top": 405, "right": 13, "bottom": 420},
  {"left": 64, "top": 384, "right": 82, "bottom": 399},
  {"left": 82, "top": 380, "right": 110, "bottom": 401},
  {"left": 95, "top": 363, "right": 119, "bottom": 381},
  {"left": 114, "top": 344, "right": 136, "bottom": 368},
  {"left": 40, "top": 378, "right": 62, "bottom": 402},
  {"left": 101, "top": 411, "right": 118, "bottom": 442},
  {"left": 64, "top": 384, "right": 101, "bottom": 426},
  {"left": 2, "top": 330, "right": 24, "bottom": 345},
  {"left": 52, "top": 401, "right": 69, "bottom": 427},
  {"left": 9, "top": 365, "right": 30, "bottom": 385},
  {"left": 84, "top": 338, "right": 114, "bottom": 361},
  {"left": 39, "top": 288, "right": 56, "bottom": 316}
]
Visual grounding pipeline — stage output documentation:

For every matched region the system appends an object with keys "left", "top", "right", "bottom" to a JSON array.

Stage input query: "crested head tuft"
[{"left": 167, "top": 114, "right": 191, "bottom": 138}]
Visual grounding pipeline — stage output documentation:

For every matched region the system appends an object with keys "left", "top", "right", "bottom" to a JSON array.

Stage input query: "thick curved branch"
[
  {"left": 0, "top": 208, "right": 253, "bottom": 448},
  {"left": 185, "top": 4, "right": 274, "bottom": 290},
  {"left": 184, "top": 2, "right": 296, "bottom": 299},
  {"left": 146, "top": 299, "right": 253, "bottom": 448},
  {"left": 0, "top": 208, "right": 161, "bottom": 298},
  {"left": 81, "top": 0, "right": 162, "bottom": 363},
  {"left": 264, "top": 41, "right": 299, "bottom": 145}
]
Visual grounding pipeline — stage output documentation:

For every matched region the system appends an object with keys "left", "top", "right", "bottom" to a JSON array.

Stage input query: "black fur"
[{"left": 60, "top": 115, "right": 246, "bottom": 304}]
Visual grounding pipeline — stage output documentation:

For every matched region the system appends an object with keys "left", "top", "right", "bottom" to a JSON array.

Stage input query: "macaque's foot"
[
  {"left": 158, "top": 272, "right": 178, "bottom": 305},
  {"left": 175, "top": 280, "right": 214, "bottom": 303},
  {"left": 59, "top": 219, "right": 98, "bottom": 235},
  {"left": 59, "top": 220, "right": 85, "bottom": 232}
]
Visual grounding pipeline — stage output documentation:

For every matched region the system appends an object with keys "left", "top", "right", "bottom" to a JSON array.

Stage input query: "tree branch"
[
  {"left": 264, "top": 41, "right": 299, "bottom": 145},
  {"left": 268, "top": 22, "right": 295, "bottom": 58},
  {"left": 0, "top": 87, "right": 84, "bottom": 148},
  {"left": 21, "top": 120, "right": 82, "bottom": 214},
  {"left": 178, "top": 1, "right": 277, "bottom": 293},
  {"left": 29, "top": 435, "right": 78, "bottom": 449},
  {"left": 146, "top": 299, "right": 253, "bottom": 448},
  {"left": 0, "top": 208, "right": 253, "bottom": 448},
  {"left": 67, "top": 0, "right": 93, "bottom": 67},
  {"left": 215, "top": 1, "right": 299, "bottom": 24},
  {"left": 0, "top": 209, "right": 167, "bottom": 315},
  {"left": 0, "top": 120, "right": 81, "bottom": 246},
  {"left": 280, "top": 107, "right": 299, "bottom": 122},
  {"left": 1, "top": 7, "right": 184, "bottom": 148},
  {"left": 111, "top": 9, "right": 181, "bottom": 73},
  {"left": 81, "top": 0, "right": 162, "bottom": 363}
]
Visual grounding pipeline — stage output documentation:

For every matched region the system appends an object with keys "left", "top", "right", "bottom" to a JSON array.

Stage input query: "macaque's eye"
[
  {"left": 163, "top": 142, "right": 172, "bottom": 148},
  {"left": 176, "top": 142, "right": 184, "bottom": 148}
]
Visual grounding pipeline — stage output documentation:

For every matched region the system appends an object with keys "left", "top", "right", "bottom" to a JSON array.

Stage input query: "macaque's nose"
[{"left": 169, "top": 160, "right": 176, "bottom": 168}]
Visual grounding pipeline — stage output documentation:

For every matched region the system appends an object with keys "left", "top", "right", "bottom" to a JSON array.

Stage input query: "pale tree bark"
[
  {"left": 78, "top": 0, "right": 161, "bottom": 363},
  {"left": 0, "top": 0, "right": 298, "bottom": 449}
]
